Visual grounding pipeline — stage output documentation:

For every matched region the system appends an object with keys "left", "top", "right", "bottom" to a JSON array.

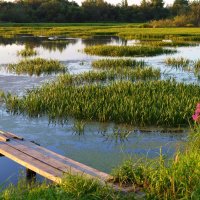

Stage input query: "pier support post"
[
  {"left": 26, "top": 168, "right": 36, "bottom": 183},
  {"left": 0, "top": 154, "right": 4, "bottom": 157}
]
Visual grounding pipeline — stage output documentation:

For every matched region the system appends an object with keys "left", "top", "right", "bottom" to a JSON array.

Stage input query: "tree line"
[{"left": 0, "top": 0, "right": 198, "bottom": 24}]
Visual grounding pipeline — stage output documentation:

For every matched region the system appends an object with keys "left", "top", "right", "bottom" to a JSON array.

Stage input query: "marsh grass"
[
  {"left": 3, "top": 80, "right": 200, "bottom": 127},
  {"left": 84, "top": 45, "right": 176, "bottom": 57},
  {"left": 57, "top": 68, "right": 160, "bottom": 86},
  {"left": 17, "top": 48, "right": 37, "bottom": 57},
  {"left": 140, "top": 40, "right": 197, "bottom": 47},
  {"left": 1, "top": 25, "right": 200, "bottom": 41},
  {"left": 165, "top": 57, "right": 191, "bottom": 69},
  {"left": 7, "top": 58, "right": 67, "bottom": 76},
  {"left": 194, "top": 59, "right": 200, "bottom": 69},
  {"left": 72, "top": 120, "right": 86, "bottom": 135},
  {"left": 92, "top": 59, "right": 145, "bottom": 69},
  {"left": 112, "top": 131, "right": 200, "bottom": 199}
]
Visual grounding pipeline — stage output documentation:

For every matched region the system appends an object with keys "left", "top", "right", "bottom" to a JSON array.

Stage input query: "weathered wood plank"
[
  {"left": 0, "top": 134, "right": 9, "bottom": 142},
  {"left": 7, "top": 138, "right": 112, "bottom": 182},
  {"left": 0, "top": 130, "right": 23, "bottom": 140},
  {"left": 0, "top": 131, "right": 132, "bottom": 193},
  {"left": 5, "top": 140, "right": 83, "bottom": 176},
  {"left": 0, "top": 142, "right": 63, "bottom": 183}
]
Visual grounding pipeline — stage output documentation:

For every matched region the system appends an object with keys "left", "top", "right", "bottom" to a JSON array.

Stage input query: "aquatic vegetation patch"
[
  {"left": 84, "top": 45, "right": 176, "bottom": 57},
  {"left": 165, "top": 57, "right": 191, "bottom": 69},
  {"left": 7, "top": 58, "right": 67, "bottom": 76},
  {"left": 17, "top": 48, "right": 37, "bottom": 57},
  {"left": 3, "top": 80, "right": 200, "bottom": 127},
  {"left": 57, "top": 68, "right": 160, "bottom": 85},
  {"left": 92, "top": 59, "right": 145, "bottom": 69},
  {"left": 72, "top": 120, "right": 86, "bottom": 135}
]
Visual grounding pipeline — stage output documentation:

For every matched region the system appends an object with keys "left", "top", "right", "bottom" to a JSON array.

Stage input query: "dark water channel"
[{"left": 0, "top": 35, "right": 194, "bottom": 186}]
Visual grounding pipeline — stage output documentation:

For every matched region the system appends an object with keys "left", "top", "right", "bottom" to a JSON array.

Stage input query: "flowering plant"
[{"left": 192, "top": 103, "right": 200, "bottom": 123}]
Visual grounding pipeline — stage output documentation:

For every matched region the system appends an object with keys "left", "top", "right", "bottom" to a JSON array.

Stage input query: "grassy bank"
[
  {"left": 112, "top": 130, "right": 200, "bottom": 199},
  {"left": 0, "top": 24, "right": 200, "bottom": 41},
  {"left": 0, "top": 174, "right": 135, "bottom": 200}
]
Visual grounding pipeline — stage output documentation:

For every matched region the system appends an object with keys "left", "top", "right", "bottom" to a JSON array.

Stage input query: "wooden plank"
[
  {"left": 7, "top": 138, "right": 112, "bottom": 182},
  {"left": 0, "top": 130, "right": 23, "bottom": 140},
  {"left": 2, "top": 131, "right": 111, "bottom": 181},
  {"left": 0, "top": 134, "right": 9, "bottom": 142},
  {"left": 0, "top": 142, "right": 63, "bottom": 183},
  {"left": 4, "top": 140, "right": 83, "bottom": 176}
]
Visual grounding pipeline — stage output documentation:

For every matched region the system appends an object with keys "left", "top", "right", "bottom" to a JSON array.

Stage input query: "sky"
[{"left": 5, "top": 0, "right": 175, "bottom": 6}]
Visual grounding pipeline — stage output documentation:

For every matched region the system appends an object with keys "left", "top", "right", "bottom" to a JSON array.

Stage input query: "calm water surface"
[{"left": 0, "top": 35, "right": 195, "bottom": 185}]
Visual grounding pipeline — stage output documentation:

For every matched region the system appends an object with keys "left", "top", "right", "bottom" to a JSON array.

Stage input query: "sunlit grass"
[
  {"left": 7, "top": 58, "right": 67, "bottom": 76},
  {"left": 112, "top": 131, "right": 200, "bottom": 199},
  {"left": 17, "top": 48, "right": 37, "bottom": 57},
  {"left": 165, "top": 57, "right": 190, "bottom": 69},
  {"left": 84, "top": 45, "right": 176, "bottom": 57},
  {"left": 92, "top": 59, "right": 145, "bottom": 69}
]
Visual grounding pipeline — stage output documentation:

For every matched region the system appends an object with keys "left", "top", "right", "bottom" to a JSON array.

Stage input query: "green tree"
[{"left": 172, "top": 0, "right": 189, "bottom": 15}]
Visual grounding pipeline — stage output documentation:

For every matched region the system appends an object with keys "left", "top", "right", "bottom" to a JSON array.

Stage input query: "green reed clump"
[
  {"left": 194, "top": 59, "right": 200, "bottom": 69},
  {"left": 57, "top": 68, "right": 160, "bottom": 86},
  {"left": 92, "top": 59, "right": 145, "bottom": 69},
  {"left": 112, "top": 131, "right": 200, "bottom": 199},
  {"left": 72, "top": 120, "right": 86, "bottom": 135},
  {"left": 165, "top": 57, "right": 190, "bottom": 68},
  {"left": 8, "top": 58, "right": 66, "bottom": 76},
  {"left": 84, "top": 45, "right": 176, "bottom": 57},
  {"left": 17, "top": 48, "right": 37, "bottom": 57},
  {"left": 4, "top": 79, "right": 200, "bottom": 127}
]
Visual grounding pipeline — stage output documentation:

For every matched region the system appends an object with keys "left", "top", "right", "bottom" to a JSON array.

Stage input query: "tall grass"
[
  {"left": 112, "top": 131, "right": 200, "bottom": 199},
  {"left": 3, "top": 79, "right": 200, "bottom": 127},
  {"left": 194, "top": 59, "right": 200, "bottom": 69},
  {"left": 7, "top": 58, "right": 67, "bottom": 76},
  {"left": 0, "top": 174, "right": 133, "bottom": 200},
  {"left": 84, "top": 45, "right": 176, "bottom": 57}
]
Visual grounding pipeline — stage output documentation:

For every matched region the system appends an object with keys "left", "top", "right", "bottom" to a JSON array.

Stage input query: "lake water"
[{"left": 0, "top": 35, "right": 196, "bottom": 185}]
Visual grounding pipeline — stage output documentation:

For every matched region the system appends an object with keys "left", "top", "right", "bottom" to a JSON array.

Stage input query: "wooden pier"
[{"left": 0, "top": 130, "right": 131, "bottom": 192}]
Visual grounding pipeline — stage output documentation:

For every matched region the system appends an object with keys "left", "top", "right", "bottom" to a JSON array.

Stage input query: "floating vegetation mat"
[
  {"left": 7, "top": 58, "right": 67, "bottom": 76},
  {"left": 3, "top": 79, "right": 200, "bottom": 127},
  {"left": 84, "top": 45, "right": 176, "bottom": 57}
]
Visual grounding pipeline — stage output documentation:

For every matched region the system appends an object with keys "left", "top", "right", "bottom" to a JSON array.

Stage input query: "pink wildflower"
[
  {"left": 193, "top": 102, "right": 200, "bottom": 123},
  {"left": 192, "top": 114, "right": 199, "bottom": 122}
]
